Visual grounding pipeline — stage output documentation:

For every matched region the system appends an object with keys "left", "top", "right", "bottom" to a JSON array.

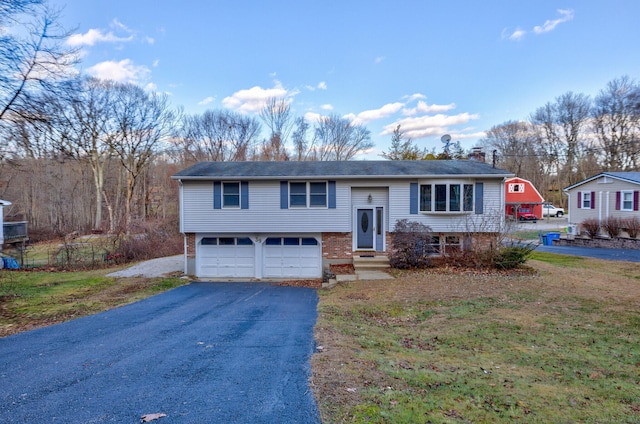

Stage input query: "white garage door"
[
  {"left": 197, "top": 237, "right": 255, "bottom": 278},
  {"left": 263, "top": 237, "right": 322, "bottom": 279}
]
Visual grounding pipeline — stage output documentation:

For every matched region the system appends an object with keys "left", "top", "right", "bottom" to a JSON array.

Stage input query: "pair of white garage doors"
[{"left": 197, "top": 235, "right": 322, "bottom": 279}]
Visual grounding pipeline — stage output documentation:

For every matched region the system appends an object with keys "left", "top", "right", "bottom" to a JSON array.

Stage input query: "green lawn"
[
  {"left": 0, "top": 268, "right": 185, "bottom": 337},
  {"left": 312, "top": 255, "right": 640, "bottom": 423}
]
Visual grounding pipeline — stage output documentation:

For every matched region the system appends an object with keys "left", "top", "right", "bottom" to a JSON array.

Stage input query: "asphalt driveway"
[{"left": 0, "top": 283, "right": 320, "bottom": 423}]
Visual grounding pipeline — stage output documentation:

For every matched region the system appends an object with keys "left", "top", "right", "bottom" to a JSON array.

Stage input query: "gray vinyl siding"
[
  {"left": 181, "top": 180, "right": 350, "bottom": 233},
  {"left": 181, "top": 177, "right": 506, "bottom": 235},
  {"left": 566, "top": 177, "right": 640, "bottom": 224},
  {"left": 388, "top": 179, "right": 504, "bottom": 233}
]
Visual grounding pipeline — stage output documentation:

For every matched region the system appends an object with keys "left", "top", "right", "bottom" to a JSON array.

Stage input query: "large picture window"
[
  {"left": 289, "top": 182, "right": 327, "bottom": 208},
  {"left": 420, "top": 183, "right": 474, "bottom": 213}
]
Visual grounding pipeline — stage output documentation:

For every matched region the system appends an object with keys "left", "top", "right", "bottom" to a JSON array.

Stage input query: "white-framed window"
[
  {"left": 581, "top": 191, "right": 592, "bottom": 209},
  {"left": 289, "top": 181, "right": 327, "bottom": 208},
  {"left": 222, "top": 182, "right": 240, "bottom": 208},
  {"left": 621, "top": 191, "right": 634, "bottom": 211},
  {"left": 508, "top": 183, "right": 524, "bottom": 193},
  {"left": 420, "top": 183, "right": 473, "bottom": 213}
]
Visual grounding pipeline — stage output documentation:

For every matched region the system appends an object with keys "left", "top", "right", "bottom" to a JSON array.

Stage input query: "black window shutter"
[
  {"left": 280, "top": 181, "right": 288, "bottom": 209},
  {"left": 475, "top": 182, "right": 484, "bottom": 214},
  {"left": 409, "top": 183, "right": 418, "bottom": 214},
  {"left": 213, "top": 182, "right": 221, "bottom": 209},
  {"left": 328, "top": 181, "right": 336, "bottom": 209},
  {"left": 241, "top": 181, "right": 249, "bottom": 209}
]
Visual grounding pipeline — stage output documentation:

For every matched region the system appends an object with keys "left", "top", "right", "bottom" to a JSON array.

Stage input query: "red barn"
[{"left": 505, "top": 177, "right": 544, "bottom": 221}]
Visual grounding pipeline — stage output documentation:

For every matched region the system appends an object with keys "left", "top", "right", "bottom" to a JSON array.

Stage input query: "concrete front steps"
[{"left": 323, "top": 255, "right": 393, "bottom": 288}]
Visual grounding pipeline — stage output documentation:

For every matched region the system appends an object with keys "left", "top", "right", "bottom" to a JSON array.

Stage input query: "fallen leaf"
[{"left": 141, "top": 413, "right": 167, "bottom": 422}]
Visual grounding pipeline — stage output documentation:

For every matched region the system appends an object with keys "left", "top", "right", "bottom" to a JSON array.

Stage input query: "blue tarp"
[{"left": 2, "top": 256, "right": 19, "bottom": 269}]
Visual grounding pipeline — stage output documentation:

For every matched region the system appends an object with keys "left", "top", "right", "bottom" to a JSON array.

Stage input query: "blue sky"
[{"left": 49, "top": 0, "right": 640, "bottom": 158}]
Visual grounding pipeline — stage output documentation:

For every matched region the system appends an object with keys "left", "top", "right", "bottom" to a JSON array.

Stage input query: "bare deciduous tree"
[
  {"left": 313, "top": 114, "right": 373, "bottom": 161},
  {"left": 175, "top": 109, "right": 261, "bottom": 163},
  {"left": 0, "top": 1, "right": 77, "bottom": 125},
  {"left": 259, "top": 97, "right": 292, "bottom": 161},
  {"left": 592, "top": 76, "right": 640, "bottom": 171},
  {"left": 109, "top": 83, "right": 176, "bottom": 232}
]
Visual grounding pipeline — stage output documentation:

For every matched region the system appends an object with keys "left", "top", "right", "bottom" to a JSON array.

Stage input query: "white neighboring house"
[
  {"left": 172, "top": 160, "right": 514, "bottom": 280},
  {"left": 564, "top": 172, "right": 640, "bottom": 228},
  {"left": 0, "top": 199, "right": 12, "bottom": 253}
]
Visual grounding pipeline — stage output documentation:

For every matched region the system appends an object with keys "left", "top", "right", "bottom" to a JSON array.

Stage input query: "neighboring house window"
[
  {"left": 222, "top": 182, "right": 240, "bottom": 208},
  {"left": 622, "top": 191, "right": 634, "bottom": 211},
  {"left": 579, "top": 191, "right": 594, "bottom": 209},
  {"left": 289, "top": 182, "right": 327, "bottom": 208},
  {"left": 419, "top": 183, "right": 474, "bottom": 213},
  {"left": 508, "top": 183, "right": 524, "bottom": 193},
  {"left": 616, "top": 190, "right": 639, "bottom": 211}
]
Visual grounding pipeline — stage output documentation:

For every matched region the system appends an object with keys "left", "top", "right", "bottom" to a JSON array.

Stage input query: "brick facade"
[
  {"left": 185, "top": 233, "right": 196, "bottom": 258},
  {"left": 321, "top": 232, "right": 353, "bottom": 260}
]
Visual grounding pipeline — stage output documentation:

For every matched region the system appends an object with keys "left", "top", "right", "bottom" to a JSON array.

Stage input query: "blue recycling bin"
[
  {"left": 541, "top": 235, "right": 550, "bottom": 246},
  {"left": 547, "top": 232, "right": 561, "bottom": 244}
]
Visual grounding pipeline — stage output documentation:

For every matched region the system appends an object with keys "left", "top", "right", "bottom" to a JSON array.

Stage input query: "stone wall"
[{"left": 554, "top": 236, "right": 640, "bottom": 250}]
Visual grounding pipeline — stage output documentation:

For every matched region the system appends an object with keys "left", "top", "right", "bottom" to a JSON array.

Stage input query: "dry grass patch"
[{"left": 312, "top": 257, "right": 640, "bottom": 423}]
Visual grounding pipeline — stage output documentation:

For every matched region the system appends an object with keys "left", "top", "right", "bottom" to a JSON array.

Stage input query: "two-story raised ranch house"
[
  {"left": 564, "top": 172, "right": 640, "bottom": 228},
  {"left": 172, "top": 160, "right": 513, "bottom": 280}
]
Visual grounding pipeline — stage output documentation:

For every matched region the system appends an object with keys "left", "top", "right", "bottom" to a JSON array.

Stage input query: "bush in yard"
[
  {"left": 389, "top": 219, "right": 434, "bottom": 269},
  {"left": 493, "top": 243, "right": 536, "bottom": 270},
  {"left": 602, "top": 216, "right": 623, "bottom": 237},
  {"left": 108, "top": 218, "right": 182, "bottom": 263},
  {"left": 581, "top": 218, "right": 600, "bottom": 238},
  {"left": 623, "top": 217, "right": 640, "bottom": 238}
]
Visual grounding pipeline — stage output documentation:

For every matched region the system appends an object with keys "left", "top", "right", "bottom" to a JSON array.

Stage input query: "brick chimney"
[{"left": 468, "top": 147, "right": 486, "bottom": 162}]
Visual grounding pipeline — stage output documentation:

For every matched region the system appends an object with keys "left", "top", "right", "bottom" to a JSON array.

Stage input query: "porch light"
[{"left": 367, "top": 193, "right": 373, "bottom": 203}]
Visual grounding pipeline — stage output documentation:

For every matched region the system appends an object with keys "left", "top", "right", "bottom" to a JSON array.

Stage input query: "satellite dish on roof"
[{"left": 440, "top": 134, "right": 452, "bottom": 158}]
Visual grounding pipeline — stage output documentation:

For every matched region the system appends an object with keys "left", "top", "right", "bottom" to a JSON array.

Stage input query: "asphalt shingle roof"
[
  {"left": 564, "top": 172, "right": 640, "bottom": 191},
  {"left": 172, "top": 160, "right": 513, "bottom": 180}
]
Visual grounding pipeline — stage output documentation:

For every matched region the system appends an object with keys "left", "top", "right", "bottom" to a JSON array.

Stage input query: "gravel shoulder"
[{"left": 106, "top": 255, "right": 183, "bottom": 278}]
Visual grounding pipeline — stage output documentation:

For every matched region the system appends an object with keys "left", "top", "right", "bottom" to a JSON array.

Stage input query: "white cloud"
[
  {"left": 198, "top": 96, "right": 215, "bottom": 106},
  {"left": 144, "top": 82, "right": 157, "bottom": 91},
  {"left": 403, "top": 100, "right": 456, "bottom": 116},
  {"left": 321, "top": 104, "right": 333, "bottom": 111},
  {"left": 381, "top": 113, "right": 480, "bottom": 139},
  {"left": 374, "top": 56, "right": 385, "bottom": 64},
  {"left": 222, "top": 82, "right": 291, "bottom": 113},
  {"left": 502, "top": 27, "right": 526, "bottom": 41},
  {"left": 304, "top": 111, "right": 324, "bottom": 123},
  {"left": 67, "top": 28, "right": 133, "bottom": 47},
  {"left": 86, "top": 59, "right": 150, "bottom": 84},
  {"left": 504, "top": 9, "right": 574, "bottom": 41},
  {"left": 402, "top": 93, "right": 427, "bottom": 102},
  {"left": 152, "top": 59, "right": 160, "bottom": 67},
  {"left": 347, "top": 102, "right": 404, "bottom": 125},
  {"left": 534, "top": 9, "right": 574, "bottom": 34},
  {"left": 306, "top": 81, "right": 328, "bottom": 91}
]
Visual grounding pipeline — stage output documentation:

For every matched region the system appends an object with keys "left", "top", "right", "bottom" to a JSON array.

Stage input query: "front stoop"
[
  {"left": 352, "top": 255, "right": 391, "bottom": 271},
  {"left": 322, "top": 255, "right": 393, "bottom": 287}
]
